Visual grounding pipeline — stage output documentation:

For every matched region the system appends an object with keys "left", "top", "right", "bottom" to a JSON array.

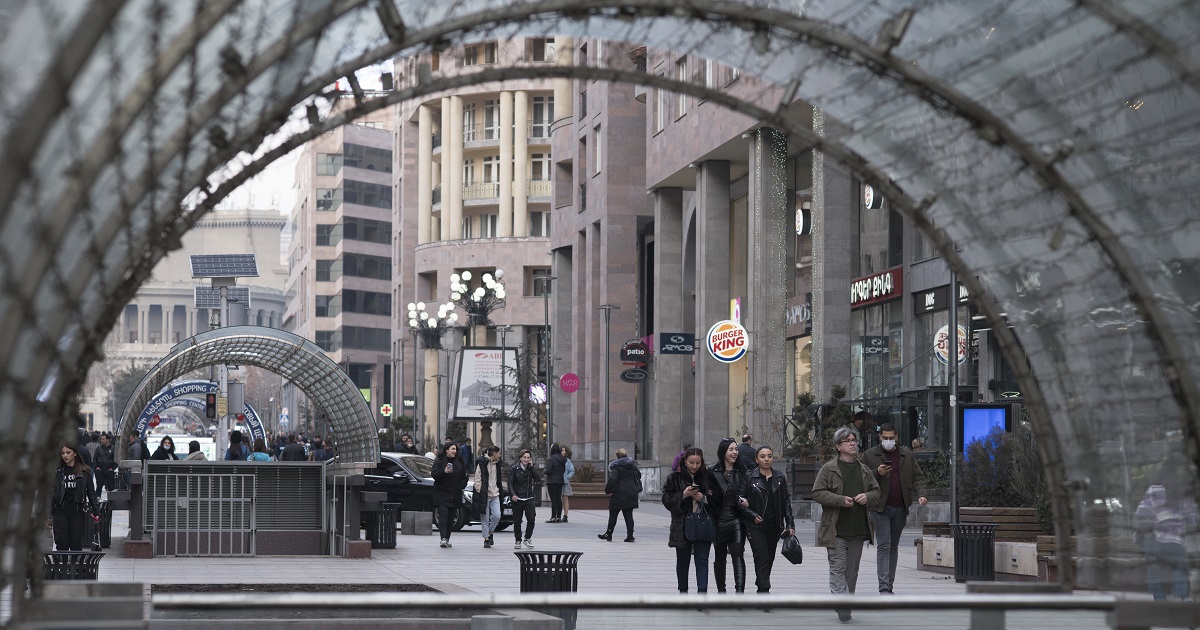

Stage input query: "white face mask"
[{"left": 881, "top": 439, "right": 897, "bottom": 451}]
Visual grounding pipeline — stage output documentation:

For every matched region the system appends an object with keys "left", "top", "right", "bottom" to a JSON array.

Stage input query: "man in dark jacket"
[
  {"left": 508, "top": 449, "right": 541, "bottom": 549},
  {"left": 737, "top": 434, "right": 756, "bottom": 471},
  {"left": 859, "top": 422, "right": 927, "bottom": 595},
  {"left": 544, "top": 445, "right": 567, "bottom": 523},
  {"left": 94, "top": 433, "right": 117, "bottom": 491},
  {"left": 279, "top": 433, "right": 306, "bottom": 461}
]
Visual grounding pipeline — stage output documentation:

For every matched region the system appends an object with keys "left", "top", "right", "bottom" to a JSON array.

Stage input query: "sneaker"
[
  {"left": 837, "top": 609, "right": 852, "bottom": 622},
  {"left": 483, "top": 539, "right": 492, "bottom": 548},
  {"left": 445, "top": 540, "right": 453, "bottom": 548},
  {"left": 439, "top": 539, "right": 448, "bottom": 548},
  {"left": 561, "top": 516, "right": 568, "bottom": 523},
  {"left": 514, "top": 541, "right": 523, "bottom": 549},
  {"left": 487, "top": 534, "right": 494, "bottom": 544},
  {"left": 524, "top": 539, "right": 534, "bottom": 548}
]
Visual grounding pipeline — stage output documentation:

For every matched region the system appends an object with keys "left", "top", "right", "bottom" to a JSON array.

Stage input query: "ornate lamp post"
[
  {"left": 448, "top": 269, "right": 507, "bottom": 447},
  {"left": 406, "top": 300, "right": 456, "bottom": 444}
]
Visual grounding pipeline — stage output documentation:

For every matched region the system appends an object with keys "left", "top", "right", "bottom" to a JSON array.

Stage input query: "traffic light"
[{"left": 205, "top": 393, "right": 217, "bottom": 419}]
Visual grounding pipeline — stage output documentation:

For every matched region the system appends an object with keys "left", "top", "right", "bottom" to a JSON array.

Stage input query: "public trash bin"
[
  {"left": 366, "top": 502, "right": 400, "bottom": 549},
  {"left": 43, "top": 551, "right": 105, "bottom": 580},
  {"left": 951, "top": 523, "right": 997, "bottom": 582},
  {"left": 515, "top": 550, "right": 582, "bottom": 630}
]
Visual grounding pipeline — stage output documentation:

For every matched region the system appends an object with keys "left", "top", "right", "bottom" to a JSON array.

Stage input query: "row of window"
[
  {"left": 429, "top": 38, "right": 556, "bottom": 72},
  {"left": 456, "top": 211, "right": 551, "bottom": 239},
  {"left": 317, "top": 180, "right": 392, "bottom": 211},
  {"left": 654, "top": 56, "right": 740, "bottom": 133},
  {"left": 453, "top": 153, "right": 553, "bottom": 184},
  {"left": 315, "top": 290, "right": 392, "bottom": 317},
  {"left": 316, "top": 253, "right": 391, "bottom": 282},
  {"left": 315, "top": 326, "right": 391, "bottom": 352},
  {"left": 318, "top": 144, "right": 394, "bottom": 176},
  {"left": 460, "top": 96, "right": 553, "bottom": 142},
  {"left": 316, "top": 217, "right": 392, "bottom": 247}
]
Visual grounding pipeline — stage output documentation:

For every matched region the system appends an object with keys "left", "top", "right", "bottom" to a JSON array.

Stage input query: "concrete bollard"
[
  {"left": 470, "top": 615, "right": 514, "bottom": 630},
  {"left": 400, "top": 510, "right": 433, "bottom": 535}
]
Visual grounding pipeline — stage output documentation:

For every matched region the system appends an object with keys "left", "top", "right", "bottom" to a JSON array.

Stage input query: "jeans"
[
  {"left": 828, "top": 536, "right": 867, "bottom": 596},
  {"left": 1144, "top": 539, "right": 1190, "bottom": 600},
  {"left": 96, "top": 469, "right": 116, "bottom": 492},
  {"left": 870, "top": 505, "right": 907, "bottom": 592},
  {"left": 606, "top": 507, "right": 635, "bottom": 536},
  {"left": 548, "top": 483, "right": 564, "bottom": 519},
  {"left": 747, "top": 527, "right": 781, "bottom": 593},
  {"left": 513, "top": 499, "right": 536, "bottom": 541},
  {"left": 481, "top": 496, "right": 501, "bottom": 538},
  {"left": 52, "top": 502, "right": 87, "bottom": 551},
  {"left": 675, "top": 541, "right": 712, "bottom": 592}
]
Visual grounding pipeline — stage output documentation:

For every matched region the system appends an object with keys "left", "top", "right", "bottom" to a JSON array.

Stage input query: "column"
[
  {"left": 440, "top": 98, "right": 452, "bottom": 241},
  {"left": 651, "top": 188, "right": 687, "bottom": 466},
  {"left": 448, "top": 95, "right": 464, "bottom": 240},
  {"left": 746, "top": 128, "right": 790, "bottom": 442},
  {"left": 811, "top": 110, "right": 854, "bottom": 400},
  {"left": 695, "top": 161, "right": 731, "bottom": 452},
  {"left": 423, "top": 349, "right": 439, "bottom": 445},
  {"left": 553, "top": 38, "right": 573, "bottom": 120},
  {"left": 513, "top": 91, "right": 530, "bottom": 236},
  {"left": 418, "top": 104, "right": 433, "bottom": 245},
  {"left": 499, "top": 91, "right": 514, "bottom": 237}
]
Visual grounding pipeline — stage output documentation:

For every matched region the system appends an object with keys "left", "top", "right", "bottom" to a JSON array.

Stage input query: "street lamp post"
[
  {"left": 495, "top": 324, "right": 514, "bottom": 459},
  {"left": 598, "top": 303, "right": 620, "bottom": 482},
  {"left": 448, "top": 269, "right": 507, "bottom": 447},
  {"left": 406, "top": 299, "right": 457, "bottom": 448},
  {"left": 538, "top": 276, "right": 557, "bottom": 459}
]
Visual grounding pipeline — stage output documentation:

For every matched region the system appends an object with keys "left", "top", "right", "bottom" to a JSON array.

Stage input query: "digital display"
[{"left": 962, "top": 405, "right": 1009, "bottom": 457}]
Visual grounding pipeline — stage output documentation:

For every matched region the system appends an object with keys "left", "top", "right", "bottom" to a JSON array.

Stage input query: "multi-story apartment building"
[
  {"left": 392, "top": 39, "right": 560, "bottom": 445},
  {"left": 82, "top": 207, "right": 288, "bottom": 431},
  {"left": 285, "top": 101, "right": 395, "bottom": 432}
]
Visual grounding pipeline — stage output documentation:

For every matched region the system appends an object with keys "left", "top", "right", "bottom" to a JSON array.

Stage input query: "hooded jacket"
[{"left": 605, "top": 456, "right": 641, "bottom": 510}]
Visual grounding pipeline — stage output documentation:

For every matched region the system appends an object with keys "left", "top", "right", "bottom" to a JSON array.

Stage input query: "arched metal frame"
[
  {"left": 126, "top": 379, "right": 268, "bottom": 444},
  {"left": 115, "top": 327, "right": 378, "bottom": 464},
  {"left": 0, "top": 0, "right": 1197, "bottom": 607}
]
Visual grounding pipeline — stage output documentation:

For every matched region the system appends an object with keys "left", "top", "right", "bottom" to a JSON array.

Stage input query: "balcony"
[
  {"left": 462, "top": 123, "right": 500, "bottom": 144},
  {"left": 463, "top": 181, "right": 500, "bottom": 200},
  {"left": 527, "top": 180, "right": 551, "bottom": 198}
]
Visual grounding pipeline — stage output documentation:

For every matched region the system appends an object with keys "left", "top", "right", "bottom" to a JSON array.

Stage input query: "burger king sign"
[{"left": 706, "top": 320, "right": 749, "bottom": 363}]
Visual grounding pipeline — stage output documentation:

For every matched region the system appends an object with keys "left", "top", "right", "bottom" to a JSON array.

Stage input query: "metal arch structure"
[
  {"left": 0, "top": 0, "right": 1198, "bottom": 611},
  {"left": 125, "top": 379, "right": 267, "bottom": 444},
  {"left": 114, "top": 327, "right": 378, "bottom": 464}
]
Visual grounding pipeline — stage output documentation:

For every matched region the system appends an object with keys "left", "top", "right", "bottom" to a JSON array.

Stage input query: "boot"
[
  {"left": 732, "top": 556, "right": 747, "bottom": 593},
  {"left": 598, "top": 531, "right": 612, "bottom": 541},
  {"left": 624, "top": 534, "right": 635, "bottom": 542},
  {"left": 714, "top": 562, "right": 727, "bottom": 593}
]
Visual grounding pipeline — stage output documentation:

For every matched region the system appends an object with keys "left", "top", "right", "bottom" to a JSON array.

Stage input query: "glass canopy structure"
[{"left": 0, "top": 0, "right": 1197, "bottom": 610}]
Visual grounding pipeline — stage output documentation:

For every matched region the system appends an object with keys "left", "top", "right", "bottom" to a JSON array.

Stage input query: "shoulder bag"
[
  {"left": 780, "top": 531, "right": 803, "bottom": 564},
  {"left": 684, "top": 496, "right": 716, "bottom": 543}
]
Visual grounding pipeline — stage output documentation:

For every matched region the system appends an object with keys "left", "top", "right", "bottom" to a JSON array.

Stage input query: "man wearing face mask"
[{"left": 859, "top": 422, "right": 927, "bottom": 594}]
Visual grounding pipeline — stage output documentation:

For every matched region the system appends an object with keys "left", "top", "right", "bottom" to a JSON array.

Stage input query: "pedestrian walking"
[
  {"left": 432, "top": 442, "right": 466, "bottom": 548},
  {"left": 48, "top": 444, "right": 101, "bottom": 551},
  {"left": 459, "top": 437, "right": 474, "bottom": 472},
  {"left": 149, "top": 435, "right": 179, "bottom": 460},
  {"left": 745, "top": 445, "right": 796, "bottom": 594},
  {"left": 94, "top": 433, "right": 117, "bottom": 491},
  {"left": 473, "top": 446, "right": 504, "bottom": 548},
  {"left": 662, "top": 447, "right": 715, "bottom": 593},
  {"left": 544, "top": 444, "right": 567, "bottom": 523},
  {"left": 561, "top": 446, "right": 575, "bottom": 523},
  {"left": 508, "top": 449, "right": 541, "bottom": 549},
  {"left": 1136, "top": 466, "right": 1198, "bottom": 600},
  {"left": 599, "top": 447, "right": 641, "bottom": 542},
  {"left": 737, "top": 434, "right": 756, "bottom": 471},
  {"left": 278, "top": 433, "right": 305, "bottom": 461},
  {"left": 812, "top": 427, "right": 879, "bottom": 623},
  {"left": 860, "top": 422, "right": 927, "bottom": 594},
  {"left": 711, "top": 438, "right": 751, "bottom": 593}
]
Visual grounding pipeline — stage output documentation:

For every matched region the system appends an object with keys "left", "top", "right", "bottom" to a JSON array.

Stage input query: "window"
[
  {"left": 530, "top": 153, "right": 551, "bottom": 181},
  {"left": 528, "top": 38, "right": 555, "bottom": 62},
  {"left": 482, "top": 156, "right": 499, "bottom": 183},
  {"left": 342, "top": 253, "right": 391, "bottom": 280},
  {"left": 463, "top": 158, "right": 475, "bottom": 184},
  {"left": 317, "top": 153, "right": 343, "bottom": 175},
  {"left": 316, "top": 259, "right": 339, "bottom": 282},
  {"left": 532, "top": 96, "right": 554, "bottom": 137},
  {"left": 342, "top": 217, "right": 392, "bottom": 244},
  {"left": 461, "top": 216, "right": 472, "bottom": 239},
  {"left": 461, "top": 42, "right": 497, "bottom": 66},
  {"left": 655, "top": 86, "right": 665, "bottom": 132},
  {"left": 343, "top": 180, "right": 391, "bottom": 209},
  {"left": 705, "top": 59, "right": 715, "bottom": 90},
  {"left": 527, "top": 267, "right": 552, "bottom": 296},
  {"left": 484, "top": 99, "right": 499, "bottom": 140},
  {"left": 315, "top": 330, "right": 338, "bottom": 352},
  {"left": 593, "top": 124, "right": 602, "bottom": 174},
  {"left": 593, "top": 40, "right": 604, "bottom": 66},
  {"left": 463, "top": 103, "right": 477, "bottom": 142},
  {"left": 341, "top": 326, "right": 391, "bottom": 351},
  {"left": 316, "top": 188, "right": 342, "bottom": 211},
  {"left": 316, "top": 224, "right": 341, "bottom": 246},
  {"left": 315, "top": 295, "right": 340, "bottom": 317},
  {"left": 530, "top": 211, "right": 551, "bottom": 237},
  {"left": 579, "top": 90, "right": 587, "bottom": 118},
  {"left": 430, "top": 51, "right": 440, "bottom": 72},
  {"left": 342, "top": 290, "right": 391, "bottom": 316},
  {"left": 481, "top": 213, "right": 498, "bottom": 238},
  {"left": 676, "top": 57, "right": 689, "bottom": 117},
  {"left": 344, "top": 143, "right": 392, "bottom": 172}
]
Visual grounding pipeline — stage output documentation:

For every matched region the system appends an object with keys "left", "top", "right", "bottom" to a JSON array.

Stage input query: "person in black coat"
[
  {"left": 150, "top": 435, "right": 179, "bottom": 460},
  {"left": 662, "top": 447, "right": 716, "bottom": 593},
  {"left": 508, "top": 449, "right": 541, "bottom": 548},
  {"left": 48, "top": 444, "right": 100, "bottom": 551},
  {"left": 431, "top": 442, "right": 467, "bottom": 548},
  {"left": 711, "top": 437, "right": 752, "bottom": 592},
  {"left": 598, "top": 447, "right": 642, "bottom": 542},
  {"left": 544, "top": 444, "right": 567, "bottom": 523},
  {"left": 745, "top": 445, "right": 796, "bottom": 593}
]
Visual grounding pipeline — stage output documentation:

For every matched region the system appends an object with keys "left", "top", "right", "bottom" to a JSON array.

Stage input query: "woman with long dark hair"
[
  {"left": 48, "top": 444, "right": 100, "bottom": 551},
  {"left": 745, "top": 445, "right": 795, "bottom": 594},
  {"left": 432, "top": 442, "right": 467, "bottom": 548},
  {"left": 598, "top": 447, "right": 642, "bottom": 542},
  {"left": 662, "top": 447, "right": 715, "bottom": 593},
  {"left": 711, "top": 438, "right": 751, "bottom": 592},
  {"left": 150, "top": 435, "right": 179, "bottom": 460}
]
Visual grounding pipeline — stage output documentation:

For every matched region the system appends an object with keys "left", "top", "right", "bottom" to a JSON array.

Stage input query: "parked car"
[{"left": 364, "top": 452, "right": 512, "bottom": 531}]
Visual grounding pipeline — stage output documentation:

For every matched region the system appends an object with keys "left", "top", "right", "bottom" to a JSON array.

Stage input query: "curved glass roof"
[{"left": 0, "top": 0, "right": 1196, "bottom": 602}]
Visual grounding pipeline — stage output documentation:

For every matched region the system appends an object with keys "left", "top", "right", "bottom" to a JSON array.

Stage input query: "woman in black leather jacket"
[
  {"left": 745, "top": 445, "right": 795, "bottom": 593},
  {"left": 508, "top": 449, "right": 541, "bottom": 549},
  {"left": 710, "top": 438, "right": 752, "bottom": 593},
  {"left": 49, "top": 444, "right": 100, "bottom": 551}
]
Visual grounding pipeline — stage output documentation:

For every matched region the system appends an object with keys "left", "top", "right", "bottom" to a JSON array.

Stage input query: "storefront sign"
[
  {"left": 795, "top": 203, "right": 812, "bottom": 235},
  {"left": 850, "top": 267, "right": 903, "bottom": 310},
  {"left": 934, "top": 324, "right": 969, "bottom": 365},
  {"left": 915, "top": 283, "right": 971, "bottom": 315},
  {"left": 864, "top": 184, "right": 885, "bottom": 210},
  {"left": 706, "top": 320, "right": 749, "bottom": 363},
  {"left": 559, "top": 372, "right": 580, "bottom": 393},
  {"left": 658, "top": 332, "right": 695, "bottom": 355},
  {"left": 620, "top": 368, "right": 649, "bottom": 383},
  {"left": 620, "top": 339, "right": 649, "bottom": 364},
  {"left": 785, "top": 293, "right": 812, "bottom": 339},
  {"left": 861, "top": 336, "right": 890, "bottom": 355}
]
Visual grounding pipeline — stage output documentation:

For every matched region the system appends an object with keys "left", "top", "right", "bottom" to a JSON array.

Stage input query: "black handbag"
[
  {"left": 684, "top": 499, "right": 716, "bottom": 543},
  {"left": 780, "top": 532, "right": 803, "bottom": 564}
]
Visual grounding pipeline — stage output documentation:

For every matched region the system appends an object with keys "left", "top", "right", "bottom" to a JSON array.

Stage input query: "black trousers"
[
  {"left": 52, "top": 502, "right": 87, "bottom": 551},
  {"left": 96, "top": 469, "right": 116, "bottom": 492},
  {"left": 747, "top": 526, "right": 782, "bottom": 593},
  {"left": 548, "top": 483, "right": 564, "bottom": 519},
  {"left": 606, "top": 507, "right": 635, "bottom": 535},
  {"left": 713, "top": 516, "right": 747, "bottom": 591},
  {"left": 435, "top": 506, "right": 455, "bottom": 540},
  {"left": 513, "top": 499, "right": 536, "bottom": 541}
]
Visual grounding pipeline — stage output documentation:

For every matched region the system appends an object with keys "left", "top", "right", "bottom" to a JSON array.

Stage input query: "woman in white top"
[{"left": 561, "top": 446, "right": 575, "bottom": 523}]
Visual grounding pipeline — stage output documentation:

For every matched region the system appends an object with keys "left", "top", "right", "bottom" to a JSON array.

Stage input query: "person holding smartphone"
[
  {"left": 859, "top": 422, "right": 927, "bottom": 595},
  {"left": 661, "top": 447, "right": 715, "bottom": 593},
  {"left": 431, "top": 442, "right": 466, "bottom": 548}
]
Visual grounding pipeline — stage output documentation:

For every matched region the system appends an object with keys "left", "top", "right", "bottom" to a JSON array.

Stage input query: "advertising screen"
[{"left": 961, "top": 404, "right": 1010, "bottom": 457}]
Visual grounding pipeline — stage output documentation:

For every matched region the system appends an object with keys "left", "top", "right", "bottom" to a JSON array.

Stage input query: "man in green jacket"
[
  {"left": 812, "top": 427, "right": 880, "bottom": 623},
  {"left": 860, "top": 421, "right": 928, "bottom": 594}
]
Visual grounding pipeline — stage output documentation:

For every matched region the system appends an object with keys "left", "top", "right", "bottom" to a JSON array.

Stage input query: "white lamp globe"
[
  {"left": 495, "top": 288, "right": 506, "bottom": 300},
  {"left": 482, "top": 273, "right": 493, "bottom": 285},
  {"left": 417, "top": 302, "right": 426, "bottom": 311},
  {"left": 495, "top": 269, "right": 504, "bottom": 280},
  {"left": 461, "top": 270, "right": 472, "bottom": 281},
  {"left": 449, "top": 312, "right": 459, "bottom": 323},
  {"left": 450, "top": 273, "right": 460, "bottom": 284},
  {"left": 419, "top": 311, "right": 429, "bottom": 320},
  {"left": 451, "top": 292, "right": 460, "bottom": 301},
  {"left": 407, "top": 302, "right": 416, "bottom": 311},
  {"left": 409, "top": 319, "right": 418, "bottom": 328},
  {"left": 427, "top": 319, "right": 436, "bottom": 328}
]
